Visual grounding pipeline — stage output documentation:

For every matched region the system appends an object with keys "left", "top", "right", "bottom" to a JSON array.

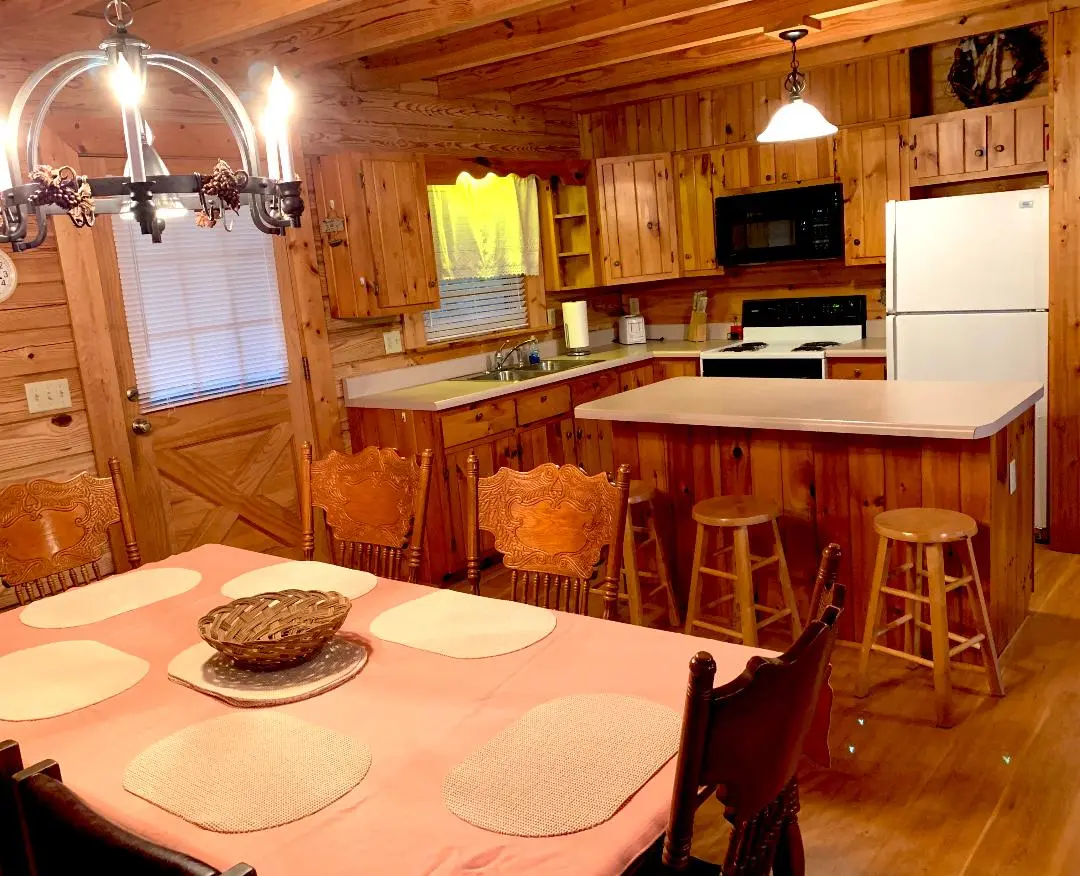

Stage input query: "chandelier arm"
[
  {"left": 7, "top": 51, "right": 106, "bottom": 184},
  {"left": 249, "top": 192, "right": 288, "bottom": 232},
  {"left": 25, "top": 59, "right": 110, "bottom": 180},
  {"left": 146, "top": 53, "right": 260, "bottom": 175}
]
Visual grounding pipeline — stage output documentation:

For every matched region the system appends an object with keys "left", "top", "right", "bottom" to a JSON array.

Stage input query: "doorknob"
[{"left": 131, "top": 417, "right": 152, "bottom": 435}]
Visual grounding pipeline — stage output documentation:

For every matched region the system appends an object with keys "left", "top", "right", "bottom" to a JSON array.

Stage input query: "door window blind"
[
  {"left": 423, "top": 275, "right": 528, "bottom": 344},
  {"left": 112, "top": 211, "right": 289, "bottom": 412}
]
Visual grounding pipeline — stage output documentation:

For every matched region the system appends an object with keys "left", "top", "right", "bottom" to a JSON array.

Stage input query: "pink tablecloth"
[{"left": 0, "top": 545, "right": 775, "bottom": 876}]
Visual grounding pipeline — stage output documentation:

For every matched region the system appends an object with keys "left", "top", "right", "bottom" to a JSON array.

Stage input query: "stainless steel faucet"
[{"left": 492, "top": 335, "right": 538, "bottom": 370}]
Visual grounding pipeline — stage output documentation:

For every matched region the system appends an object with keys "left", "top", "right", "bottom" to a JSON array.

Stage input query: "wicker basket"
[{"left": 198, "top": 590, "right": 352, "bottom": 670}]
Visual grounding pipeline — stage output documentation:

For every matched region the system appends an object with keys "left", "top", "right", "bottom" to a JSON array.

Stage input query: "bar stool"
[
  {"left": 854, "top": 507, "right": 1004, "bottom": 728},
  {"left": 684, "top": 495, "right": 802, "bottom": 646},
  {"left": 620, "top": 480, "right": 681, "bottom": 627}
]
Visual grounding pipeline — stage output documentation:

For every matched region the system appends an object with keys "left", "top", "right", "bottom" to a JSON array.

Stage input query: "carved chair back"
[
  {"left": 11, "top": 759, "right": 254, "bottom": 876},
  {"left": 0, "top": 458, "right": 141, "bottom": 606},
  {"left": 662, "top": 547, "right": 846, "bottom": 874},
  {"left": 808, "top": 543, "right": 843, "bottom": 622},
  {"left": 466, "top": 457, "right": 631, "bottom": 619},
  {"left": 300, "top": 442, "right": 434, "bottom": 582},
  {"left": 1, "top": 740, "right": 28, "bottom": 876}
]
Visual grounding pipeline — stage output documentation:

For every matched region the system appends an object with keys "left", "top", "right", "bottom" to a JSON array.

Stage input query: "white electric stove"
[{"left": 700, "top": 296, "right": 867, "bottom": 379}]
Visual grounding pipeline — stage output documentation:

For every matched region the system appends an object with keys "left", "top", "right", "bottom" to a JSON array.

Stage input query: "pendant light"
[{"left": 757, "top": 28, "right": 838, "bottom": 143}]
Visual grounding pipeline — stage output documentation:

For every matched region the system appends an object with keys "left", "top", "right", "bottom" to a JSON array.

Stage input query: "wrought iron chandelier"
[
  {"left": 758, "top": 28, "right": 838, "bottom": 143},
  {"left": 0, "top": 0, "right": 304, "bottom": 253}
]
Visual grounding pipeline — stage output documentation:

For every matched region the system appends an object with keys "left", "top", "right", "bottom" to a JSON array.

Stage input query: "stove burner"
[
  {"left": 724, "top": 342, "right": 768, "bottom": 352},
  {"left": 792, "top": 341, "right": 840, "bottom": 352}
]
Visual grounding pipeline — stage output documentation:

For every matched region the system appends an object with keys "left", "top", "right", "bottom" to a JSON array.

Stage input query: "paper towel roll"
[{"left": 562, "top": 300, "right": 590, "bottom": 351}]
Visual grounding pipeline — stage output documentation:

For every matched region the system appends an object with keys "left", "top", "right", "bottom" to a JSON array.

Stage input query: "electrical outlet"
[
  {"left": 382, "top": 329, "right": 403, "bottom": 355},
  {"left": 547, "top": 306, "right": 560, "bottom": 326},
  {"left": 1009, "top": 459, "right": 1017, "bottom": 495},
  {"left": 25, "top": 378, "right": 71, "bottom": 414},
  {"left": 628, "top": 297, "right": 640, "bottom": 315}
]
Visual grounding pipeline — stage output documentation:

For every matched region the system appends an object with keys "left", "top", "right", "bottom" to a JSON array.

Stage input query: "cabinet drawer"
[
  {"left": 571, "top": 370, "right": 619, "bottom": 405},
  {"left": 516, "top": 384, "right": 571, "bottom": 427},
  {"left": 828, "top": 358, "right": 886, "bottom": 380},
  {"left": 441, "top": 399, "right": 517, "bottom": 448}
]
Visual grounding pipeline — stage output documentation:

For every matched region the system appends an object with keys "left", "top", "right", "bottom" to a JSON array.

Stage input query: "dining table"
[{"left": 0, "top": 544, "right": 780, "bottom": 876}]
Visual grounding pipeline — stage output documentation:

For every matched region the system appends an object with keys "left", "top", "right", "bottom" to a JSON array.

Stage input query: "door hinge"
[{"left": 302, "top": 356, "right": 312, "bottom": 382}]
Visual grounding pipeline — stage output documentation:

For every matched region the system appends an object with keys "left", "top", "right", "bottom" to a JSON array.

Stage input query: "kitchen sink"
[{"left": 452, "top": 358, "right": 603, "bottom": 383}]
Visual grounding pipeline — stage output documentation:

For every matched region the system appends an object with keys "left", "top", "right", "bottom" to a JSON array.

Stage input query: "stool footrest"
[
  {"left": 750, "top": 555, "right": 779, "bottom": 573},
  {"left": 700, "top": 566, "right": 736, "bottom": 580},
  {"left": 871, "top": 643, "right": 935, "bottom": 669},
  {"left": 949, "top": 633, "right": 985, "bottom": 658},
  {"left": 872, "top": 613, "right": 915, "bottom": 638},
  {"left": 689, "top": 618, "right": 744, "bottom": 640},
  {"left": 756, "top": 607, "right": 793, "bottom": 631},
  {"left": 881, "top": 585, "right": 929, "bottom": 604}
]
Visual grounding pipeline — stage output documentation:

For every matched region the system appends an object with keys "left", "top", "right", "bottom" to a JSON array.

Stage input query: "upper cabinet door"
[
  {"left": 314, "top": 153, "right": 439, "bottom": 318},
  {"left": 673, "top": 148, "right": 723, "bottom": 274},
  {"left": 595, "top": 154, "right": 680, "bottom": 285},
  {"left": 837, "top": 123, "right": 906, "bottom": 265}
]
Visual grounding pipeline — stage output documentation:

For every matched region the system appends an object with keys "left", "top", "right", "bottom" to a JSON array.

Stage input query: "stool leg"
[
  {"left": 966, "top": 537, "right": 1005, "bottom": 697},
  {"left": 925, "top": 544, "right": 954, "bottom": 728},
  {"left": 855, "top": 535, "right": 891, "bottom": 698},
  {"left": 913, "top": 543, "right": 925, "bottom": 659},
  {"left": 734, "top": 526, "right": 757, "bottom": 647},
  {"left": 684, "top": 523, "right": 707, "bottom": 635},
  {"left": 646, "top": 505, "right": 681, "bottom": 627},
  {"left": 771, "top": 519, "right": 803, "bottom": 638},
  {"left": 903, "top": 543, "right": 915, "bottom": 656},
  {"left": 622, "top": 506, "right": 645, "bottom": 626}
]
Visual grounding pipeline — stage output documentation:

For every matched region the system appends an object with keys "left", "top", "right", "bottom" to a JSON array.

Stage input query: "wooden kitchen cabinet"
[
  {"left": 827, "top": 357, "right": 886, "bottom": 380},
  {"left": 314, "top": 152, "right": 439, "bottom": 318},
  {"left": 907, "top": 98, "right": 1048, "bottom": 186},
  {"left": 595, "top": 154, "right": 680, "bottom": 284},
  {"left": 719, "top": 140, "right": 835, "bottom": 191},
  {"left": 674, "top": 148, "right": 723, "bottom": 274},
  {"left": 618, "top": 363, "right": 655, "bottom": 392},
  {"left": 653, "top": 359, "right": 699, "bottom": 380},
  {"left": 569, "top": 369, "right": 621, "bottom": 475},
  {"left": 837, "top": 123, "right": 906, "bottom": 264}
]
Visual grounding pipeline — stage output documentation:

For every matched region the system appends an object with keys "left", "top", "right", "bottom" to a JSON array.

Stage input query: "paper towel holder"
[{"left": 562, "top": 300, "right": 591, "bottom": 357}]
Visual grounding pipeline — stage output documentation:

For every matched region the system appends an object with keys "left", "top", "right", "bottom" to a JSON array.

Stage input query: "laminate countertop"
[
  {"left": 824, "top": 337, "right": 887, "bottom": 358},
  {"left": 345, "top": 341, "right": 707, "bottom": 412},
  {"left": 574, "top": 377, "right": 1042, "bottom": 440}
]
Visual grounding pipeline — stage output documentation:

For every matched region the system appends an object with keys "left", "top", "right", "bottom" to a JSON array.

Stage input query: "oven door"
[{"left": 701, "top": 357, "right": 825, "bottom": 379}]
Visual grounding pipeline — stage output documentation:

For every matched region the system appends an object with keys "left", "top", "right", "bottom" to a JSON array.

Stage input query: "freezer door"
[
  {"left": 889, "top": 188, "right": 1048, "bottom": 314},
  {"left": 891, "top": 311, "right": 1047, "bottom": 528}
]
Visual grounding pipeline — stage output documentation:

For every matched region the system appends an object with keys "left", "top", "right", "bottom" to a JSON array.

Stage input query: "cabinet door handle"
[
  {"left": 853, "top": 238, "right": 861, "bottom": 247},
  {"left": 474, "top": 412, "right": 484, "bottom": 421},
  {"left": 974, "top": 148, "right": 985, "bottom": 157},
  {"left": 646, "top": 221, "right": 654, "bottom": 230},
  {"left": 995, "top": 144, "right": 1006, "bottom": 153},
  {"left": 854, "top": 369, "right": 863, "bottom": 377},
  {"left": 428, "top": 279, "right": 436, "bottom": 288},
  {"left": 781, "top": 172, "right": 789, "bottom": 180},
  {"left": 539, "top": 395, "right": 547, "bottom": 403},
  {"left": 613, "top": 260, "right": 621, "bottom": 267},
  {"left": 765, "top": 174, "right": 773, "bottom": 181}
]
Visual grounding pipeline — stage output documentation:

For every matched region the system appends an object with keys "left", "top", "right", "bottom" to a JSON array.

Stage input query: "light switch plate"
[
  {"left": 382, "top": 329, "right": 403, "bottom": 354},
  {"left": 1009, "top": 459, "right": 1017, "bottom": 495},
  {"left": 25, "top": 378, "right": 71, "bottom": 414},
  {"left": 628, "top": 297, "right": 641, "bottom": 315}
]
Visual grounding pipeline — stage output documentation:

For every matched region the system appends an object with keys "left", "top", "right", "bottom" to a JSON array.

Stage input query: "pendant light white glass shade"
[{"left": 757, "top": 97, "right": 838, "bottom": 143}]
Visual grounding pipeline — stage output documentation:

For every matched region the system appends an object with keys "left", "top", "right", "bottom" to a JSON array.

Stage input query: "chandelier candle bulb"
[
  {"left": 266, "top": 68, "right": 294, "bottom": 181},
  {"left": 110, "top": 54, "right": 144, "bottom": 107}
]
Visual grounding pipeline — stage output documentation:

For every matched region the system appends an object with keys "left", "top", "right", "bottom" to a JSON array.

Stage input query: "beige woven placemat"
[
  {"left": 0, "top": 640, "right": 149, "bottom": 721},
  {"left": 167, "top": 635, "right": 369, "bottom": 707},
  {"left": 221, "top": 561, "right": 376, "bottom": 600},
  {"left": 369, "top": 590, "right": 556, "bottom": 659},
  {"left": 123, "top": 712, "right": 370, "bottom": 833},
  {"left": 444, "top": 693, "right": 680, "bottom": 837},
  {"left": 20, "top": 568, "right": 202, "bottom": 629}
]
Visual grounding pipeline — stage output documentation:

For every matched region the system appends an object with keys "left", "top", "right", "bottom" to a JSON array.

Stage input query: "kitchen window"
[
  {"left": 112, "top": 210, "right": 289, "bottom": 412},
  {"left": 418, "top": 172, "right": 540, "bottom": 345}
]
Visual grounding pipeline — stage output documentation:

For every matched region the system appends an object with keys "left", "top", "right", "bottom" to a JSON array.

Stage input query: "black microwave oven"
[{"left": 715, "top": 183, "right": 844, "bottom": 266}]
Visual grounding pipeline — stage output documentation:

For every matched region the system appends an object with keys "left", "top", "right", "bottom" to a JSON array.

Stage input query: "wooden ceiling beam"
[
  {"left": 514, "top": 0, "right": 1047, "bottom": 105},
  {"left": 435, "top": 0, "right": 902, "bottom": 99},
  {"left": 349, "top": 0, "right": 752, "bottom": 91}
]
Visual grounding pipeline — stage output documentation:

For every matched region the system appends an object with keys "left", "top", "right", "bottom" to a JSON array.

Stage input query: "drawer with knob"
[
  {"left": 827, "top": 358, "right": 886, "bottom": 381},
  {"left": 516, "top": 385, "right": 571, "bottom": 427},
  {"left": 441, "top": 398, "right": 517, "bottom": 448}
]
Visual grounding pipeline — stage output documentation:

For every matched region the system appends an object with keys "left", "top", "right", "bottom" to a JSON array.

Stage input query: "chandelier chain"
[
  {"left": 784, "top": 36, "right": 807, "bottom": 99},
  {"left": 104, "top": 0, "right": 134, "bottom": 30}
]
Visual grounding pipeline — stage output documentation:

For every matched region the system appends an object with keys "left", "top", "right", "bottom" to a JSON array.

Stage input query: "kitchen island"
[{"left": 575, "top": 377, "right": 1042, "bottom": 649}]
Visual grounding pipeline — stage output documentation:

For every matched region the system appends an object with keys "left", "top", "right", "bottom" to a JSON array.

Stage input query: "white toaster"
[{"left": 617, "top": 314, "right": 647, "bottom": 345}]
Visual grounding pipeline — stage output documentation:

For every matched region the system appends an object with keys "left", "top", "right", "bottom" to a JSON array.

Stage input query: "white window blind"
[
  {"left": 423, "top": 275, "right": 528, "bottom": 344},
  {"left": 112, "top": 211, "right": 289, "bottom": 412}
]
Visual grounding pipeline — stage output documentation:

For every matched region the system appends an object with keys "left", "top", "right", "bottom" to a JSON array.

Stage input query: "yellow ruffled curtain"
[{"left": 427, "top": 172, "right": 540, "bottom": 281}]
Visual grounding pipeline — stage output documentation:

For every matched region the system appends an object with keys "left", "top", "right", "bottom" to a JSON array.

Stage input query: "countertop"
[
  {"left": 573, "top": 377, "right": 1042, "bottom": 440},
  {"left": 346, "top": 341, "right": 708, "bottom": 412},
  {"left": 825, "top": 337, "right": 887, "bottom": 358}
]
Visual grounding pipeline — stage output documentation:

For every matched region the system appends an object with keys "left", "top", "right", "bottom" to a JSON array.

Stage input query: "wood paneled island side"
[{"left": 575, "top": 377, "right": 1042, "bottom": 650}]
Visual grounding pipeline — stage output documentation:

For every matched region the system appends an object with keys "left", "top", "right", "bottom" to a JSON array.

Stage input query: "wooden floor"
[{"left": 470, "top": 547, "right": 1080, "bottom": 874}]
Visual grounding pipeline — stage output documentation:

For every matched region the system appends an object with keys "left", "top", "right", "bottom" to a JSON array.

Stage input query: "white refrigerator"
[{"left": 885, "top": 187, "right": 1049, "bottom": 529}]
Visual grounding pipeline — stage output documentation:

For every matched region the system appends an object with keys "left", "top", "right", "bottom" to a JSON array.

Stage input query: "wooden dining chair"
[
  {"left": 1, "top": 740, "right": 28, "bottom": 876},
  {"left": 465, "top": 456, "right": 631, "bottom": 619},
  {"left": 808, "top": 543, "right": 843, "bottom": 622},
  {"left": 12, "top": 759, "right": 254, "bottom": 876},
  {"left": 659, "top": 549, "right": 845, "bottom": 875},
  {"left": 300, "top": 442, "right": 434, "bottom": 582},
  {"left": 0, "top": 459, "right": 141, "bottom": 606}
]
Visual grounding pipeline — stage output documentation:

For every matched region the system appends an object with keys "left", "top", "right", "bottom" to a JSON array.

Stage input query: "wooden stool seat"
[
  {"left": 874, "top": 508, "right": 978, "bottom": 543},
  {"left": 627, "top": 479, "right": 656, "bottom": 506},
  {"left": 691, "top": 495, "right": 780, "bottom": 528},
  {"left": 856, "top": 507, "right": 1003, "bottom": 727},
  {"left": 684, "top": 495, "right": 801, "bottom": 647}
]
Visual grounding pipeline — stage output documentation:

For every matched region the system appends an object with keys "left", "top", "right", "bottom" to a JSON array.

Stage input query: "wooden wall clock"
[{"left": 0, "top": 250, "right": 16, "bottom": 304}]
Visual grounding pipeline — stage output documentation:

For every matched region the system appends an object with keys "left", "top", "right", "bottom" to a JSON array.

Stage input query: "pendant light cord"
[{"left": 784, "top": 33, "right": 807, "bottom": 100}]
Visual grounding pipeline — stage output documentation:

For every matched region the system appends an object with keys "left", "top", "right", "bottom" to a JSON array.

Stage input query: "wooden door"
[
  {"left": 570, "top": 370, "right": 619, "bottom": 475},
  {"left": 673, "top": 148, "right": 722, "bottom": 274},
  {"left": 97, "top": 220, "right": 314, "bottom": 563},
  {"left": 618, "top": 363, "right": 654, "bottom": 392},
  {"left": 595, "top": 154, "right": 679, "bottom": 284},
  {"left": 518, "top": 419, "right": 573, "bottom": 470},
  {"left": 719, "top": 140, "right": 835, "bottom": 192},
  {"left": 837, "top": 123, "right": 906, "bottom": 264},
  {"left": 315, "top": 152, "right": 438, "bottom": 317}
]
